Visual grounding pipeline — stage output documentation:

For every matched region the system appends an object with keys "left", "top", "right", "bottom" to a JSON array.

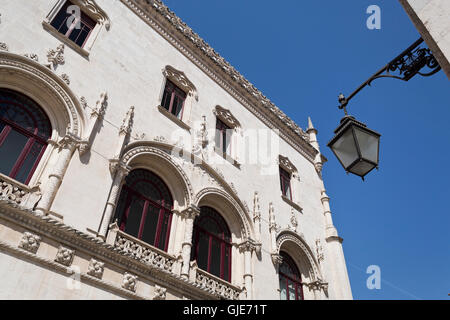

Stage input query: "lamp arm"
[{"left": 338, "top": 37, "right": 441, "bottom": 111}]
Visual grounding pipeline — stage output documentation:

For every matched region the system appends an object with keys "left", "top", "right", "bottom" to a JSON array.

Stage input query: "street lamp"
[
  {"left": 327, "top": 115, "right": 380, "bottom": 180},
  {"left": 328, "top": 37, "right": 441, "bottom": 180}
]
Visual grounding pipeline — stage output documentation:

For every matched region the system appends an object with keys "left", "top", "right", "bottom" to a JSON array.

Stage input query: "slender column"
[
  {"left": 35, "top": 135, "right": 78, "bottom": 215},
  {"left": 99, "top": 163, "right": 130, "bottom": 238},
  {"left": 253, "top": 192, "right": 261, "bottom": 243},
  {"left": 268, "top": 202, "right": 277, "bottom": 253},
  {"left": 321, "top": 191, "right": 338, "bottom": 237},
  {"left": 180, "top": 205, "right": 200, "bottom": 279},
  {"left": 239, "top": 240, "right": 256, "bottom": 300}
]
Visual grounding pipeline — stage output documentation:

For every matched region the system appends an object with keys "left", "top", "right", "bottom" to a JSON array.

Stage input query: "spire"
[{"left": 306, "top": 116, "right": 317, "bottom": 134}]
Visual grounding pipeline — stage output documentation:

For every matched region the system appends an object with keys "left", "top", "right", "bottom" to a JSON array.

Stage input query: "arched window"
[
  {"left": 279, "top": 252, "right": 304, "bottom": 300},
  {"left": 191, "top": 206, "right": 232, "bottom": 282},
  {"left": 114, "top": 169, "right": 173, "bottom": 252},
  {"left": 0, "top": 88, "right": 52, "bottom": 184}
]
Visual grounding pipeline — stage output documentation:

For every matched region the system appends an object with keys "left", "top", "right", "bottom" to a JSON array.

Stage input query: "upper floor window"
[
  {"left": 114, "top": 169, "right": 173, "bottom": 252},
  {"left": 191, "top": 206, "right": 232, "bottom": 282},
  {"left": 161, "top": 79, "right": 187, "bottom": 119},
  {"left": 0, "top": 88, "right": 52, "bottom": 184},
  {"left": 50, "top": 0, "right": 97, "bottom": 48},
  {"left": 279, "top": 166, "right": 292, "bottom": 201},
  {"left": 215, "top": 118, "right": 231, "bottom": 155},
  {"left": 279, "top": 252, "right": 304, "bottom": 300}
]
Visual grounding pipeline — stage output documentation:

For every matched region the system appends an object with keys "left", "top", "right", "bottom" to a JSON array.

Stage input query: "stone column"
[
  {"left": 239, "top": 240, "right": 257, "bottom": 300},
  {"left": 35, "top": 135, "right": 78, "bottom": 215},
  {"left": 99, "top": 162, "right": 130, "bottom": 238},
  {"left": 180, "top": 205, "right": 200, "bottom": 280}
]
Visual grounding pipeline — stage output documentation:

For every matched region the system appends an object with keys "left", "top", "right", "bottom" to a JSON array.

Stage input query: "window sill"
[
  {"left": 213, "top": 146, "right": 241, "bottom": 169},
  {"left": 42, "top": 21, "right": 90, "bottom": 59},
  {"left": 157, "top": 105, "right": 191, "bottom": 131},
  {"left": 281, "top": 195, "right": 303, "bottom": 212}
]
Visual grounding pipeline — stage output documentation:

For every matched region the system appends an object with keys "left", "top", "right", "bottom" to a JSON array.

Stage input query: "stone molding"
[
  {"left": 213, "top": 105, "right": 241, "bottom": 129},
  {"left": 163, "top": 65, "right": 198, "bottom": 100},
  {"left": 119, "top": 0, "right": 319, "bottom": 164}
]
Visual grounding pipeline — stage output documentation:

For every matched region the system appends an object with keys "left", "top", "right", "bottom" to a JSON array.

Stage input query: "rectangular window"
[
  {"left": 50, "top": 0, "right": 96, "bottom": 48},
  {"left": 215, "top": 118, "right": 231, "bottom": 155},
  {"left": 161, "top": 80, "right": 187, "bottom": 119},
  {"left": 280, "top": 167, "right": 292, "bottom": 200}
]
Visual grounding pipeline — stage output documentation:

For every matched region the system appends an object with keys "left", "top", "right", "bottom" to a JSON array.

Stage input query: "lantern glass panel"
[
  {"left": 330, "top": 128, "right": 359, "bottom": 169},
  {"left": 354, "top": 127, "right": 379, "bottom": 163},
  {"left": 349, "top": 160, "right": 376, "bottom": 177}
]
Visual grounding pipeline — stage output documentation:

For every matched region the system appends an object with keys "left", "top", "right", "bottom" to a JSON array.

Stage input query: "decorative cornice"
[
  {"left": 163, "top": 65, "right": 198, "bottom": 100},
  {"left": 279, "top": 155, "right": 298, "bottom": 174},
  {"left": 119, "top": 0, "right": 319, "bottom": 164},
  {"left": 213, "top": 105, "right": 240, "bottom": 128}
]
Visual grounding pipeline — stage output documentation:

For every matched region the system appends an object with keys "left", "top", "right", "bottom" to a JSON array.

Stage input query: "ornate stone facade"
[{"left": 0, "top": 0, "right": 352, "bottom": 300}]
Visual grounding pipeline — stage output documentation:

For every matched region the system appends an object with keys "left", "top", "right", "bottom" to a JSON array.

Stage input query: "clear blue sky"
[{"left": 162, "top": 0, "right": 450, "bottom": 299}]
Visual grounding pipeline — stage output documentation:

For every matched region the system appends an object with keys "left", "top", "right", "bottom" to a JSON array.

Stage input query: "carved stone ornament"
[
  {"left": 213, "top": 105, "right": 240, "bottom": 128},
  {"left": 0, "top": 42, "right": 8, "bottom": 52},
  {"left": 122, "top": 272, "right": 138, "bottom": 292},
  {"left": 60, "top": 73, "right": 70, "bottom": 85},
  {"left": 271, "top": 253, "right": 283, "bottom": 267},
  {"left": 279, "top": 155, "right": 298, "bottom": 174},
  {"left": 46, "top": 44, "right": 65, "bottom": 69},
  {"left": 91, "top": 92, "right": 108, "bottom": 118},
  {"left": 24, "top": 53, "right": 39, "bottom": 62},
  {"left": 0, "top": 179, "right": 27, "bottom": 204},
  {"left": 163, "top": 65, "right": 198, "bottom": 100},
  {"left": 153, "top": 285, "right": 167, "bottom": 300},
  {"left": 87, "top": 258, "right": 105, "bottom": 279},
  {"left": 18, "top": 232, "right": 41, "bottom": 254},
  {"left": 289, "top": 207, "right": 298, "bottom": 232},
  {"left": 253, "top": 191, "right": 261, "bottom": 221},
  {"left": 315, "top": 238, "right": 324, "bottom": 264},
  {"left": 268, "top": 202, "right": 277, "bottom": 231},
  {"left": 119, "top": 106, "right": 134, "bottom": 135},
  {"left": 55, "top": 246, "right": 75, "bottom": 266}
]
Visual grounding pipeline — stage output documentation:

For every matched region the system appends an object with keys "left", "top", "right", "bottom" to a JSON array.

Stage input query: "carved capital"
[
  {"left": 180, "top": 205, "right": 200, "bottom": 220},
  {"left": 271, "top": 253, "right": 283, "bottom": 267},
  {"left": 238, "top": 238, "right": 261, "bottom": 254},
  {"left": 109, "top": 159, "right": 130, "bottom": 177}
]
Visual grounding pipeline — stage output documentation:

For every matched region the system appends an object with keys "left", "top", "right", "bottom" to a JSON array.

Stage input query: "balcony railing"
[
  {"left": 0, "top": 173, "right": 29, "bottom": 205},
  {"left": 112, "top": 230, "right": 176, "bottom": 273},
  {"left": 194, "top": 267, "right": 242, "bottom": 300}
]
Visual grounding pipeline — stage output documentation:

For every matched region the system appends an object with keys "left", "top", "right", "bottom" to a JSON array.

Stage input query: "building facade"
[{"left": 0, "top": 0, "right": 352, "bottom": 300}]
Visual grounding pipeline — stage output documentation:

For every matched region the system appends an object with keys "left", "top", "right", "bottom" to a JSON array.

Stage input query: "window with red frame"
[
  {"left": 215, "top": 118, "right": 231, "bottom": 155},
  {"left": 161, "top": 80, "right": 187, "bottom": 119},
  {"left": 50, "top": 0, "right": 97, "bottom": 48},
  {"left": 279, "top": 252, "right": 304, "bottom": 300},
  {"left": 114, "top": 169, "right": 173, "bottom": 252},
  {"left": 191, "top": 206, "right": 232, "bottom": 282},
  {"left": 0, "top": 88, "right": 52, "bottom": 185},
  {"left": 279, "top": 167, "right": 292, "bottom": 200}
]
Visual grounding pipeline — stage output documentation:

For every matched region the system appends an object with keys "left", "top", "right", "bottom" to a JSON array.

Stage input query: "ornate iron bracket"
[{"left": 338, "top": 38, "right": 441, "bottom": 114}]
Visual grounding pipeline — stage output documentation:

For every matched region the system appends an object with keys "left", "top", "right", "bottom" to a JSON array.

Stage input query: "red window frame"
[
  {"left": 50, "top": 0, "right": 97, "bottom": 48},
  {"left": 161, "top": 80, "right": 187, "bottom": 119},
  {"left": 116, "top": 170, "right": 174, "bottom": 252},
  {"left": 215, "top": 118, "right": 231, "bottom": 155},
  {"left": 191, "top": 206, "right": 232, "bottom": 282},
  {"left": 279, "top": 252, "right": 304, "bottom": 300},
  {"left": 279, "top": 167, "right": 292, "bottom": 200},
  {"left": 0, "top": 89, "right": 51, "bottom": 185}
]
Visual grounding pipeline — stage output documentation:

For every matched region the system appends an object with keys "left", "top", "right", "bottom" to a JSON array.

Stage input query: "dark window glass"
[
  {"left": 50, "top": 0, "right": 96, "bottom": 48},
  {"left": 0, "top": 88, "right": 51, "bottom": 184},
  {"left": 280, "top": 167, "right": 292, "bottom": 200},
  {"left": 191, "top": 206, "right": 232, "bottom": 281},
  {"left": 115, "top": 169, "right": 173, "bottom": 252},
  {"left": 279, "top": 252, "right": 303, "bottom": 300},
  {"left": 160, "top": 80, "right": 186, "bottom": 119},
  {"left": 216, "top": 118, "right": 231, "bottom": 155}
]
